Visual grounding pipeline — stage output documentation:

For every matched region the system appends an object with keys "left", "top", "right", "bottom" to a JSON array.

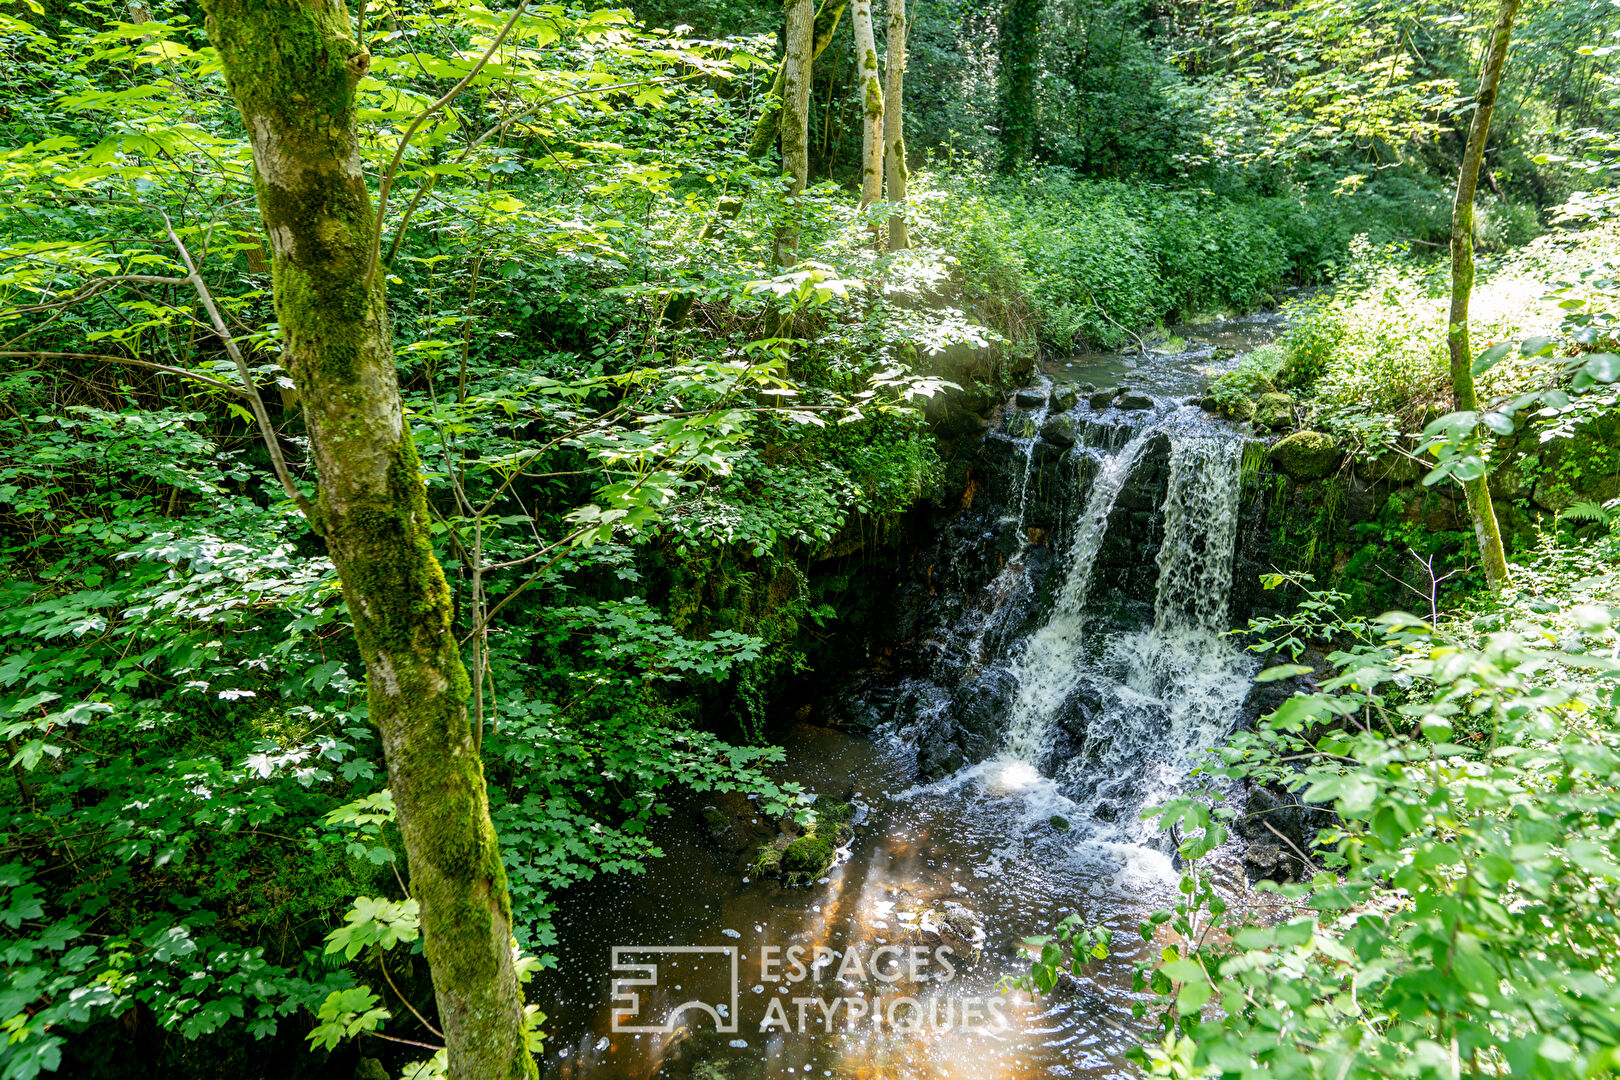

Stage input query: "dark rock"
[
  {"left": 1270, "top": 431, "right": 1341, "bottom": 482},
  {"left": 1088, "top": 388, "right": 1119, "bottom": 409},
  {"left": 1014, "top": 388, "right": 1047, "bottom": 409},
  {"left": 1117, "top": 393, "right": 1153, "bottom": 410},
  {"left": 1237, "top": 783, "right": 1331, "bottom": 859},
  {"left": 1048, "top": 814, "right": 1070, "bottom": 831},
  {"left": 1050, "top": 385, "right": 1080, "bottom": 412},
  {"left": 952, "top": 668, "right": 1019, "bottom": 748},
  {"left": 1242, "top": 840, "right": 1305, "bottom": 884},
  {"left": 1039, "top": 413, "right": 1077, "bottom": 447}
]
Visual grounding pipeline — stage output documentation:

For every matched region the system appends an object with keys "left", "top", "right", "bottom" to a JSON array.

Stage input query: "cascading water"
[
  {"left": 534, "top": 319, "right": 1295, "bottom": 1080},
  {"left": 999, "top": 426, "right": 1160, "bottom": 763},
  {"left": 995, "top": 411, "right": 1256, "bottom": 838}
]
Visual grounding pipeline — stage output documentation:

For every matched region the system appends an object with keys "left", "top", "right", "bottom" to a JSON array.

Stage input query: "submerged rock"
[
  {"left": 1270, "top": 430, "right": 1341, "bottom": 482},
  {"left": 1048, "top": 814, "right": 1070, "bottom": 831}
]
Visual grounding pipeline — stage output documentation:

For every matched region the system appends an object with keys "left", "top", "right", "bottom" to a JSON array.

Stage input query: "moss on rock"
[
  {"left": 1271, "top": 431, "right": 1341, "bottom": 482},
  {"left": 1254, "top": 391, "right": 1294, "bottom": 430},
  {"left": 765, "top": 800, "right": 854, "bottom": 885}
]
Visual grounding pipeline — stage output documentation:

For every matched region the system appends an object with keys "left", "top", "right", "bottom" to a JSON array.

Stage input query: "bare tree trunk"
[
  {"left": 200, "top": 2, "right": 535, "bottom": 1075},
  {"left": 883, "top": 0, "right": 908, "bottom": 251},
  {"left": 1448, "top": 0, "right": 1520, "bottom": 593},
  {"left": 748, "top": 0, "right": 848, "bottom": 159},
  {"left": 775, "top": 0, "right": 815, "bottom": 267},
  {"left": 852, "top": 0, "right": 883, "bottom": 245}
]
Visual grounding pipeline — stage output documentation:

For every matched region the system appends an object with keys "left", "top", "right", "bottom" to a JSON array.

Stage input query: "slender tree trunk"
[
  {"left": 883, "top": 0, "right": 908, "bottom": 251},
  {"left": 852, "top": 0, "right": 883, "bottom": 244},
  {"left": 200, "top": 2, "right": 535, "bottom": 1075},
  {"left": 747, "top": 0, "right": 848, "bottom": 159},
  {"left": 775, "top": 0, "right": 814, "bottom": 267},
  {"left": 1448, "top": 0, "right": 1519, "bottom": 593},
  {"left": 997, "top": 0, "right": 1042, "bottom": 171}
]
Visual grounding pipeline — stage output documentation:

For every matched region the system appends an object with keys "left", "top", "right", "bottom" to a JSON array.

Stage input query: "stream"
[{"left": 533, "top": 313, "right": 1290, "bottom": 1080}]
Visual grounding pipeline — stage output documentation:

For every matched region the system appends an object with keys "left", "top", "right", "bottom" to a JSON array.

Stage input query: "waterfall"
[
  {"left": 994, "top": 413, "right": 1255, "bottom": 836},
  {"left": 1153, "top": 435, "right": 1243, "bottom": 636},
  {"left": 999, "top": 427, "right": 1159, "bottom": 763}
]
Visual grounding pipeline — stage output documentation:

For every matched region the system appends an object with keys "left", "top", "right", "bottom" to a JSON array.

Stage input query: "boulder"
[
  {"left": 1242, "top": 840, "right": 1305, "bottom": 884},
  {"left": 1088, "top": 388, "right": 1119, "bottom": 409},
  {"left": 1220, "top": 396, "right": 1256, "bottom": 423},
  {"left": 1039, "top": 413, "right": 1077, "bottom": 447},
  {"left": 1050, "top": 385, "right": 1080, "bottom": 412},
  {"left": 1014, "top": 388, "right": 1047, "bottom": 409},
  {"left": 1254, "top": 391, "right": 1294, "bottom": 430},
  {"left": 1117, "top": 393, "right": 1154, "bottom": 410},
  {"left": 1270, "top": 431, "right": 1341, "bottom": 482}
]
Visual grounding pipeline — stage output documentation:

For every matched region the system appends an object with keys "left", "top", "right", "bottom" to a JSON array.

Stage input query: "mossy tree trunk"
[
  {"left": 1448, "top": 0, "right": 1520, "bottom": 593},
  {"left": 774, "top": 0, "right": 814, "bottom": 267},
  {"left": 996, "top": 0, "right": 1041, "bottom": 172},
  {"left": 747, "top": 0, "right": 847, "bottom": 160},
  {"left": 199, "top": 2, "right": 535, "bottom": 1076},
  {"left": 883, "top": 0, "right": 908, "bottom": 251},
  {"left": 851, "top": 0, "right": 883, "bottom": 245}
]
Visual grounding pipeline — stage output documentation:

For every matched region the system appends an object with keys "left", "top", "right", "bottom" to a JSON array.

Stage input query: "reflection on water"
[
  {"left": 534, "top": 310, "right": 1291, "bottom": 1079},
  {"left": 535, "top": 725, "right": 1188, "bottom": 1080}
]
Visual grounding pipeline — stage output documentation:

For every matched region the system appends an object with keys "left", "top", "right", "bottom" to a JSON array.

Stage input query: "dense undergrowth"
[{"left": 0, "top": 0, "right": 1617, "bottom": 1075}]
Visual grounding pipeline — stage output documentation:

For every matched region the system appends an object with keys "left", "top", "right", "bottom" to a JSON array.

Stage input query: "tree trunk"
[
  {"left": 852, "top": 0, "right": 883, "bottom": 244},
  {"left": 1448, "top": 0, "right": 1520, "bottom": 593},
  {"left": 747, "top": 0, "right": 848, "bottom": 159},
  {"left": 883, "top": 0, "right": 908, "bottom": 251},
  {"left": 199, "top": 2, "right": 536, "bottom": 1076},
  {"left": 775, "top": 0, "right": 814, "bottom": 267},
  {"left": 997, "top": 0, "right": 1042, "bottom": 171}
]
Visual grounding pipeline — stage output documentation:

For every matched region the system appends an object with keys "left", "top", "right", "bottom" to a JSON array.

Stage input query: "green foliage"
[{"left": 1038, "top": 539, "right": 1620, "bottom": 1078}]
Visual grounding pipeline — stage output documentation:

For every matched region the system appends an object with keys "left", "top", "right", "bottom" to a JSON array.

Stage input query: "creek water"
[{"left": 533, "top": 315, "right": 1288, "bottom": 1080}]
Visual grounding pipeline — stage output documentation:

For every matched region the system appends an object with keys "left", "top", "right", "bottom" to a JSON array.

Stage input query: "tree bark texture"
[
  {"left": 199, "top": 2, "right": 535, "bottom": 1075},
  {"left": 883, "top": 0, "right": 908, "bottom": 250},
  {"left": 775, "top": 0, "right": 814, "bottom": 266},
  {"left": 1448, "top": 0, "right": 1520, "bottom": 592},
  {"left": 852, "top": 0, "right": 884, "bottom": 242},
  {"left": 997, "top": 0, "right": 1041, "bottom": 171},
  {"left": 747, "top": 0, "right": 847, "bottom": 159}
]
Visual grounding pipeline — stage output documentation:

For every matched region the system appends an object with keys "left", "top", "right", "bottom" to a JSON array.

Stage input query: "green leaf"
[{"left": 1255, "top": 664, "right": 1311, "bottom": 683}]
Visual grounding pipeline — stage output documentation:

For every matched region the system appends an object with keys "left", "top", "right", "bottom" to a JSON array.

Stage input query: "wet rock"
[
  {"left": 1088, "top": 388, "right": 1119, "bottom": 409},
  {"left": 1220, "top": 396, "right": 1256, "bottom": 423},
  {"left": 916, "top": 901, "right": 986, "bottom": 965},
  {"left": 1212, "top": 346, "right": 1237, "bottom": 361},
  {"left": 1039, "top": 413, "right": 1077, "bottom": 447},
  {"left": 1050, "top": 385, "right": 1080, "bottom": 412},
  {"left": 952, "top": 668, "right": 1019, "bottom": 747},
  {"left": 1117, "top": 393, "right": 1153, "bottom": 410},
  {"left": 1270, "top": 430, "right": 1341, "bottom": 482},
  {"left": 1054, "top": 678, "right": 1104, "bottom": 741},
  {"left": 1048, "top": 815, "right": 1070, "bottom": 831},
  {"left": 756, "top": 800, "right": 855, "bottom": 886},
  {"left": 1014, "top": 388, "right": 1047, "bottom": 409},
  {"left": 1242, "top": 840, "right": 1305, "bottom": 884},
  {"left": 1238, "top": 783, "right": 1331, "bottom": 863},
  {"left": 695, "top": 791, "right": 765, "bottom": 855},
  {"left": 1254, "top": 391, "right": 1294, "bottom": 430}
]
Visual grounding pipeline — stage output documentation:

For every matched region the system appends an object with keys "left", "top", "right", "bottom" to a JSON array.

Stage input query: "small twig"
[
  {"left": 0, "top": 351, "right": 253, "bottom": 398},
  {"left": 158, "top": 211, "right": 319, "bottom": 526},
  {"left": 1263, "top": 820, "right": 1320, "bottom": 876},
  {"left": 368, "top": 1, "right": 531, "bottom": 284}
]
